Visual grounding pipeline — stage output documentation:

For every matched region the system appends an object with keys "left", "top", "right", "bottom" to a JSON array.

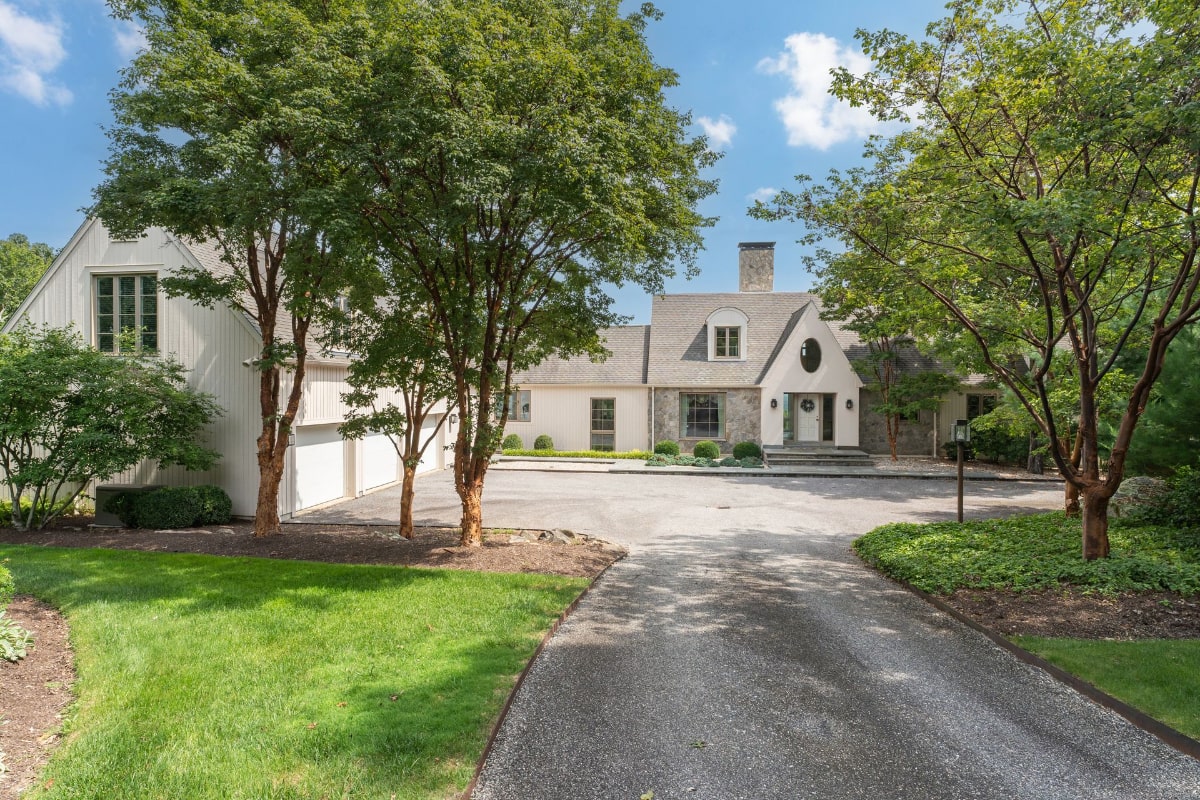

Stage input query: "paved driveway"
[{"left": 305, "top": 470, "right": 1200, "bottom": 799}]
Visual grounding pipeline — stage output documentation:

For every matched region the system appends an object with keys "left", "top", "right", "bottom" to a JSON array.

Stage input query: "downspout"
[{"left": 932, "top": 409, "right": 939, "bottom": 457}]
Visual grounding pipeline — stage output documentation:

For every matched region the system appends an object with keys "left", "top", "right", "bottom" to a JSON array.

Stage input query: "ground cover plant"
[
  {"left": 646, "top": 454, "right": 764, "bottom": 469},
  {"left": 1, "top": 545, "right": 585, "bottom": 799},
  {"left": 501, "top": 449, "right": 651, "bottom": 460},
  {"left": 854, "top": 512, "right": 1200, "bottom": 595},
  {"left": 1013, "top": 637, "right": 1200, "bottom": 740}
]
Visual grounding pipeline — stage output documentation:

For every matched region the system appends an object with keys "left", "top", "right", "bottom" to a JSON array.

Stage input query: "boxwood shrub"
[
  {"left": 732, "top": 441, "right": 762, "bottom": 460},
  {"left": 502, "top": 434, "right": 523, "bottom": 451},
  {"left": 693, "top": 440, "right": 720, "bottom": 460},
  {"left": 133, "top": 487, "right": 204, "bottom": 530},
  {"left": 193, "top": 485, "right": 233, "bottom": 525},
  {"left": 533, "top": 434, "right": 554, "bottom": 451},
  {"left": 0, "top": 563, "right": 14, "bottom": 609},
  {"left": 653, "top": 440, "right": 680, "bottom": 456}
]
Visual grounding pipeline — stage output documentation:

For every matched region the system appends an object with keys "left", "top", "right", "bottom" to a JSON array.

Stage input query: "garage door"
[
  {"left": 417, "top": 416, "right": 443, "bottom": 474},
  {"left": 363, "top": 432, "right": 400, "bottom": 490},
  {"left": 294, "top": 424, "right": 346, "bottom": 510}
]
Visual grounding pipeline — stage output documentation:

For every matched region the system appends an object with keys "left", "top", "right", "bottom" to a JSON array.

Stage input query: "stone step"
[{"left": 762, "top": 446, "right": 873, "bottom": 468}]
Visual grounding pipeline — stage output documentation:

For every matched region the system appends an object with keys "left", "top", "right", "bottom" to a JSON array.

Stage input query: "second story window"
[
  {"left": 715, "top": 326, "right": 741, "bottom": 358},
  {"left": 96, "top": 274, "right": 158, "bottom": 353}
]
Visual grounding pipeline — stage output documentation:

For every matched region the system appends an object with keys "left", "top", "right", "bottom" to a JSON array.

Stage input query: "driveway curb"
[{"left": 889, "top": 572, "right": 1200, "bottom": 762}]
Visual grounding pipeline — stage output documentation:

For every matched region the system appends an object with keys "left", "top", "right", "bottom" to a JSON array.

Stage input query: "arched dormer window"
[{"left": 706, "top": 307, "right": 748, "bottom": 361}]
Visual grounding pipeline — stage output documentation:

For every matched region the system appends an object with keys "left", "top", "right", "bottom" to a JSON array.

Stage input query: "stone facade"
[
  {"left": 738, "top": 242, "right": 775, "bottom": 292},
  {"left": 653, "top": 387, "right": 761, "bottom": 453},
  {"left": 857, "top": 390, "right": 937, "bottom": 456}
]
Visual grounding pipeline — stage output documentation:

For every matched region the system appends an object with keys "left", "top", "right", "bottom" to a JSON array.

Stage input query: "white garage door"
[
  {"left": 294, "top": 424, "right": 346, "bottom": 511},
  {"left": 363, "top": 432, "right": 400, "bottom": 490},
  {"left": 417, "top": 415, "right": 443, "bottom": 474}
]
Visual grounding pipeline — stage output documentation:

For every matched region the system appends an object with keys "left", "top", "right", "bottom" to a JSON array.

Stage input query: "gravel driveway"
[{"left": 311, "top": 470, "right": 1200, "bottom": 799}]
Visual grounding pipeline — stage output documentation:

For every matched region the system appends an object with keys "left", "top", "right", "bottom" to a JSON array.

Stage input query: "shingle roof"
[
  {"left": 514, "top": 325, "right": 650, "bottom": 384},
  {"left": 646, "top": 292, "right": 854, "bottom": 385}
]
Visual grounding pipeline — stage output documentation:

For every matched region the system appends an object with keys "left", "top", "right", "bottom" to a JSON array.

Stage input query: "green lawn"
[
  {"left": 1014, "top": 637, "right": 1200, "bottom": 740},
  {"left": 1, "top": 545, "right": 586, "bottom": 800}
]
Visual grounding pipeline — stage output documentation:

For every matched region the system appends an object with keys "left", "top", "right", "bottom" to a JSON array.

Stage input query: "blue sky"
[{"left": 0, "top": 0, "right": 950, "bottom": 323}]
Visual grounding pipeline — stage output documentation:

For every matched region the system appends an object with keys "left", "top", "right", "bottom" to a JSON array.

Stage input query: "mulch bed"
[{"left": 3, "top": 519, "right": 1198, "bottom": 796}]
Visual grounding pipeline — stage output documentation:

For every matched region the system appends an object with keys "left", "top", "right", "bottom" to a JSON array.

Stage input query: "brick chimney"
[{"left": 738, "top": 242, "right": 775, "bottom": 292}]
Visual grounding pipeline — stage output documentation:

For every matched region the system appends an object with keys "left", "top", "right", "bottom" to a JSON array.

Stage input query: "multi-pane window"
[
  {"left": 715, "top": 326, "right": 741, "bottom": 358},
  {"left": 966, "top": 394, "right": 997, "bottom": 419},
  {"left": 96, "top": 274, "right": 158, "bottom": 353},
  {"left": 679, "top": 393, "right": 725, "bottom": 439},
  {"left": 590, "top": 398, "right": 615, "bottom": 452},
  {"left": 496, "top": 389, "right": 531, "bottom": 422}
]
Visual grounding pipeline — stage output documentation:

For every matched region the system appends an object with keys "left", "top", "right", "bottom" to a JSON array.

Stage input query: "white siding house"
[{"left": 2, "top": 219, "right": 450, "bottom": 519}]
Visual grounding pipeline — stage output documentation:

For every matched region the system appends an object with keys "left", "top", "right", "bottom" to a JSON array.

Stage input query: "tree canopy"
[
  {"left": 755, "top": 0, "right": 1200, "bottom": 559},
  {"left": 335, "top": 0, "right": 717, "bottom": 544},
  {"left": 0, "top": 234, "right": 54, "bottom": 326}
]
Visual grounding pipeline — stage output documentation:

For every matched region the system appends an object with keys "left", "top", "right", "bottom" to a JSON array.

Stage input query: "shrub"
[
  {"left": 1138, "top": 467, "right": 1200, "bottom": 530},
  {"left": 501, "top": 434, "right": 523, "bottom": 451},
  {"left": 193, "top": 485, "right": 233, "bottom": 525},
  {"left": 692, "top": 440, "right": 720, "bottom": 460},
  {"left": 1, "top": 498, "right": 74, "bottom": 528},
  {"left": 732, "top": 441, "right": 762, "bottom": 460},
  {"left": 533, "top": 434, "right": 554, "bottom": 451},
  {"left": 133, "top": 487, "right": 204, "bottom": 530},
  {"left": 0, "top": 563, "right": 13, "bottom": 608},
  {"left": 719, "top": 456, "right": 739, "bottom": 467},
  {"left": 942, "top": 441, "right": 975, "bottom": 461},
  {"left": 653, "top": 440, "right": 680, "bottom": 456}
]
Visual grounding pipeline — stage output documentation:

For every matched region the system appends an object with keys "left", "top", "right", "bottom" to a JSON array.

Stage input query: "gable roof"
[
  {"left": 515, "top": 325, "right": 650, "bottom": 384},
  {"left": 646, "top": 292, "right": 854, "bottom": 386}
]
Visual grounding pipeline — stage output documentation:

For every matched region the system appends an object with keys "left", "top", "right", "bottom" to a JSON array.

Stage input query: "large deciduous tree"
[
  {"left": 338, "top": 0, "right": 716, "bottom": 545},
  {"left": 94, "top": 0, "right": 365, "bottom": 536},
  {"left": 756, "top": 0, "right": 1200, "bottom": 560},
  {"left": 0, "top": 234, "right": 54, "bottom": 326}
]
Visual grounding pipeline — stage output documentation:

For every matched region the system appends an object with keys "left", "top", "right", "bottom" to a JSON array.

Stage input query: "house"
[
  {"left": 502, "top": 242, "right": 997, "bottom": 455},
  {"left": 1, "top": 219, "right": 452, "bottom": 518}
]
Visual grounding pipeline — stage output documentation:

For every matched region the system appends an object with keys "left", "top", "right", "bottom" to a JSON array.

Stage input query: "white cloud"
[
  {"left": 696, "top": 114, "right": 737, "bottom": 150},
  {"left": 0, "top": 1, "right": 72, "bottom": 107},
  {"left": 113, "top": 19, "right": 146, "bottom": 60},
  {"left": 747, "top": 187, "right": 778, "bottom": 203},
  {"left": 757, "top": 32, "right": 879, "bottom": 150}
]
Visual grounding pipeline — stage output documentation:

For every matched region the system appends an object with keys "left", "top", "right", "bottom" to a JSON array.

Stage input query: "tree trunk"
[
  {"left": 887, "top": 414, "right": 899, "bottom": 461},
  {"left": 460, "top": 478, "right": 484, "bottom": 546},
  {"left": 1064, "top": 482, "right": 1081, "bottom": 518},
  {"left": 1080, "top": 489, "right": 1111, "bottom": 560},
  {"left": 254, "top": 421, "right": 284, "bottom": 537},
  {"left": 398, "top": 465, "right": 417, "bottom": 540}
]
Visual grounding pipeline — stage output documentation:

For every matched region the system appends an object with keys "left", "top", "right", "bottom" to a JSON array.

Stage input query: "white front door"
[{"left": 796, "top": 393, "right": 821, "bottom": 442}]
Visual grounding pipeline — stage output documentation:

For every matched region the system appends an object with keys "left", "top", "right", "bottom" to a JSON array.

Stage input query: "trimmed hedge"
[
  {"left": 653, "top": 440, "right": 680, "bottom": 456},
  {"left": 501, "top": 434, "right": 523, "bottom": 451},
  {"left": 533, "top": 434, "right": 554, "bottom": 451},
  {"left": 502, "top": 449, "right": 650, "bottom": 459},
  {"left": 646, "top": 454, "right": 764, "bottom": 469},
  {"left": 104, "top": 485, "right": 234, "bottom": 530},
  {"left": 693, "top": 440, "right": 720, "bottom": 459},
  {"left": 0, "top": 563, "right": 13, "bottom": 608},
  {"left": 732, "top": 441, "right": 762, "bottom": 460}
]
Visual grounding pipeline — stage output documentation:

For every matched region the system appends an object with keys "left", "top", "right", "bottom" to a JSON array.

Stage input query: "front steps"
[{"left": 762, "top": 444, "right": 874, "bottom": 468}]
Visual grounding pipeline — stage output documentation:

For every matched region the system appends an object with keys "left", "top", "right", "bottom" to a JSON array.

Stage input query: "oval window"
[{"left": 801, "top": 338, "right": 822, "bottom": 373}]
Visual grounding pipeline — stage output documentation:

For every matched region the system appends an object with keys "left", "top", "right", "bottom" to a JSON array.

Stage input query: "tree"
[
  {"left": 94, "top": 0, "right": 364, "bottom": 536},
  {"left": 1125, "top": 328, "right": 1200, "bottom": 476},
  {"left": 817, "top": 250, "right": 959, "bottom": 460},
  {"left": 337, "top": 0, "right": 716, "bottom": 545},
  {"left": 0, "top": 233, "right": 54, "bottom": 326},
  {"left": 755, "top": 0, "right": 1200, "bottom": 560},
  {"left": 323, "top": 270, "right": 455, "bottom": 540},
  {"left": 0, "top": 326, "right": 220, "bottom": 531}
]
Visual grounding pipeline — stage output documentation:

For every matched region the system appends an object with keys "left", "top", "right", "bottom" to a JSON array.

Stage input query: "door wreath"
[{"left": 800, "top": 398, "right": 816, "bottom": 413}]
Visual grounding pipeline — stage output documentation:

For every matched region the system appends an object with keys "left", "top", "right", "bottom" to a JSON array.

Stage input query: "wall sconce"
[
  {"left": 845, "top": 399, "right": 854, "bottom": 410},
  {"left": 448, "top": 414, "right": 458, "bottom": 426},
  {"left": 770, "top": 398, "right": 778, "bottom": 409}
]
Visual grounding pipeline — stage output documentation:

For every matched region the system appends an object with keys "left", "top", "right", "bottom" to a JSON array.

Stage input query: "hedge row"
[{"left": 105, "top": 485, "right": 233, "bottom": 530}]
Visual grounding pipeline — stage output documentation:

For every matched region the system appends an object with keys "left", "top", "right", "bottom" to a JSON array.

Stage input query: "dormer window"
[
  {"left": 715, "top": 326, "right": 740, "bottom": 358},
  {"left": 705, "top": 307, "right": 748, "bottom": 361}
]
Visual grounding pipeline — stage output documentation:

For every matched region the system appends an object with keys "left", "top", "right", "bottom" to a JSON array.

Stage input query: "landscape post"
[{"left": 957, "top": 441, "right": 964, "bottom": 523}]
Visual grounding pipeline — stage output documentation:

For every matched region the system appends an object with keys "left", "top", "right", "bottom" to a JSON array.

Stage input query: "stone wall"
[
  {"left": 653, "top": 387, "right": 761, "bottom": 454},
  {"left": 857, "top": 390, "right": 936, "bottom": 456},
  {"left": 738, "top": 243, "right": 774, "bottom": 292}
]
